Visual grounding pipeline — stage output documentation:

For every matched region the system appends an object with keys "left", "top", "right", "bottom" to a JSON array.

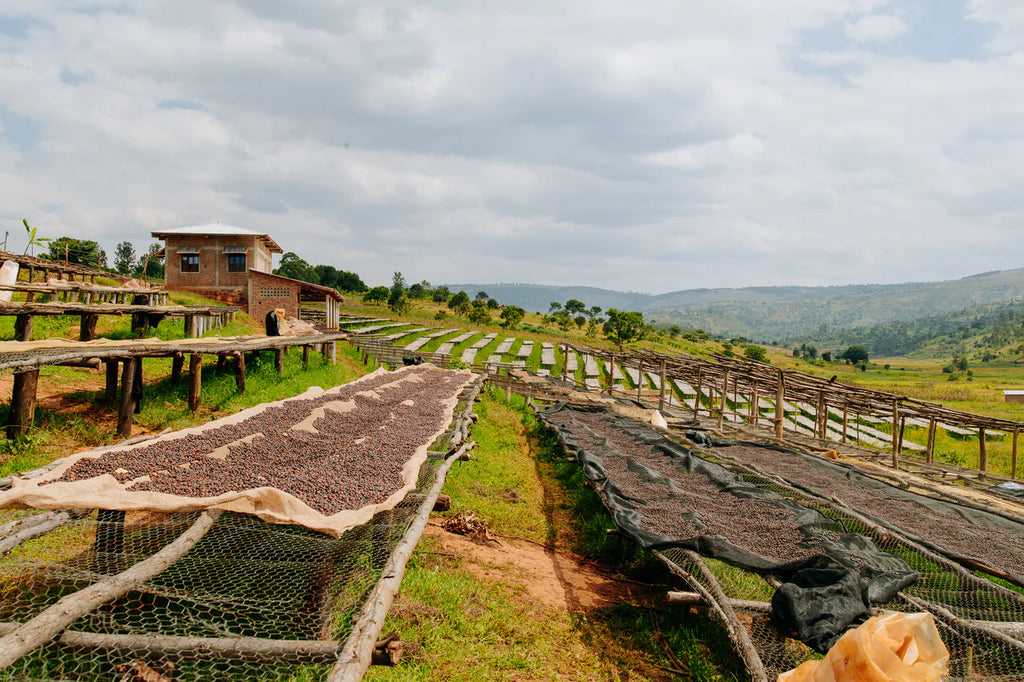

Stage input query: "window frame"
[
  {"left": 180, "top": 253, "right": 200, "bottom": 273},
  {"left": 226, "top": 253, "right": 247, "bottom": 273}
]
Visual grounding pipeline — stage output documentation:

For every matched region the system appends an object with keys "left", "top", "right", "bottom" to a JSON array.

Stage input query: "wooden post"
[
  {"left": 14, "top": 314, "right": 32, "bottom": 342},
  {"left": 321, "top": 343, "right": 330, "bottom": 362},
  {"left": 216, "top": 355, "right": 226, "bottom": 373},
  {"left": 979, "top": 427, "right": 987, "bottom": 478},
  {"left": 132, "top": 357, "right": 144, "bottom": 415},
  {"left": 329, "top": 341, "right": 337, "bottom": 365},
  {"left": 774, "top": 370, "right": 785, "bottom": 439},
  {"left": 608, "top": 355, "right": 616, "bottom": 395},
  {"left": 184, "top": 314, "right": 196, "bottom": 338},
  {"left": 819, "top": 391, "right": 827, "bottom": 438},
  {"left": 117, "top": 358, "right": 137, "bottom": 437},
  {"left": 658, "top": 360, "right": 667, "bottom": 411},
  {"left": 891, "top": 400, "right": 900, "bottom": 468},
  {"left": 188, "top": 354, "right": 202, "bottom": 412},
  {"left": 131, "top": 313, "right": 148, "bottom": 337},
  {"left": 79, "top": 313, "right": 99, "bottom": 342},
  {"left": 717, "top": 371, "right": 729, "bottom": 429},
  {"left": 636, "top": 361, "right": 644, "bottom": 403},
  {"left": 171, "top": 353, "right": 184, "bottom": 383},
  {"left": 1012, "top": 427, "right": 1018, "bottom": 480},
  {"left": 925, "top": 418, "right": 936, "bottom": 464},
  {"left": 104, "top": 360, "right": 119, "bottom": 400},
  {"left": 562, "top": 344, "right": 569, "bottom": 382},
  {"left": 302, "top": 345, "right": 310, "bottom": 369},
  {"left": 275, "top": 348, "right": 285, "bottom": 375},
  {"left": 897, "top": 417, "right": 906, "bottom": 455},
  {"left": 235, "top": 352, "right": 246, "bottom": 394},
  {"left": 694, "top": 368, "right": 703, "bottom": 418},
  {"left": 5, "top": 370, "right": 39, "bottom": 438}
]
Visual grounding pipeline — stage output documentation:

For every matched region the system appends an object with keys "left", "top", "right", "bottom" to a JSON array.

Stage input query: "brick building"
[
  {"left": 153, "top": 223, "right": 340, "bottom": 329},
  {"left": 151, "top": 223, "right": 283, "bottom": 304}
]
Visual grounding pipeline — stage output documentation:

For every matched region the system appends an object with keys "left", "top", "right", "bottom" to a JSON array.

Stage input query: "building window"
[
  {"left": 227, "top": 253, "right": 246, "bottom": 272},
  {"left": 259, "top": 288, "right": 291, "bottom": 298},
  {"left": 180, "top": 254, "right": 199, "bottom": 273}
]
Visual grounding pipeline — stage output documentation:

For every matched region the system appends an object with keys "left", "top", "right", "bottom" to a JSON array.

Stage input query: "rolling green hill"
[{"left": 447, "top": 268, "right": 1024, "bottom": 340}]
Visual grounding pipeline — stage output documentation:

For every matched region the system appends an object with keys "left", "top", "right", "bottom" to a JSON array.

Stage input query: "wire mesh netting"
[
  {"left": 537, "top": 401, "right": 1024, "bottom": 681},
  {"left": 0, "top": 455, "right": 442, "bottom": 680}
]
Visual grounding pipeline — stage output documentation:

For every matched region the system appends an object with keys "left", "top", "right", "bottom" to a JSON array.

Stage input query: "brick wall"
[{"left": 247, "top": 270, "right": 301, "bottom": 326}]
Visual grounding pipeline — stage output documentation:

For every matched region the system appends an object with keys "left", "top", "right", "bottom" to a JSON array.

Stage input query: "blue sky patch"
[
  {"left": 0, "top": 106, "right": 40, "bottom": 153},
  {"left": 157, "top": 99, "right": 207, "bottom": 112}
]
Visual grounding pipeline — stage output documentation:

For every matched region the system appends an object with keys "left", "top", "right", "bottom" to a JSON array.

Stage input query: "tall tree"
[
  {"left": 47, "top": 237, "right": 103, "bottom": 268},
  {"left": 274, "top": 252, "right": 319, "bottom": 283},
  {"left": 113, "top": 241, "right": 136, "bottom": 275},
  {"left": 603, "top": 309, "right": 645, "bottom": 346}
]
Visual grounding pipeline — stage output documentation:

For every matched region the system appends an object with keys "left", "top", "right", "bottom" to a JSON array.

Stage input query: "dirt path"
[{"left": 424, "top": 523, "right": 638, "bottom": 613}]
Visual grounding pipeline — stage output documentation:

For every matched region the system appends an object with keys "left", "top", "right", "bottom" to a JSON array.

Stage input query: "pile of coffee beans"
[{"left": 47, "top": 366, "right": 473, "bottom": 515}]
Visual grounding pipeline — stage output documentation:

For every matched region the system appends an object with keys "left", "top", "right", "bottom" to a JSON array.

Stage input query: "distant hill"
[{"left": 446, "top": 268, "right": 1024, "bottom": 340}]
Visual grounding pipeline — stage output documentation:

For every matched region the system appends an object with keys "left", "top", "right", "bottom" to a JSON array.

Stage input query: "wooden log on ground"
[
  {"left": 188, "top": 354, "right": 202, "bottom": 412},
  {"left": 5, "top": 370, "right": 39, "bottom": 439},
  {"left": 0, "top": 510, "right": 222, "bottom": 670},
  {"left": 13, "top": 314, "right": 32, "bottom": 342},
  {"left": 0, "top": 511, "right": 73, "bottom": 556},
  {"left": 79, "top": 313, "right": 99, "bottom": 342},
  {"left": 117, "top": 358, "right": 137, "bottom": 437}
]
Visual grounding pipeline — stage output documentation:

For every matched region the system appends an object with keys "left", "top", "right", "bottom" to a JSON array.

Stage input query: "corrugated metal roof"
[
  {"left": 150, "top": 223, "right": 283, "bottom": 253},
  {"left": 1003, "top": 390, "right": 1024, "bottom": 395}
]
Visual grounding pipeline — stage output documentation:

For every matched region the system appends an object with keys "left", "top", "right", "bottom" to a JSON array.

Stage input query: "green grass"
[{"left": 368, "top": 387, "right": 745, "bottom": 681}]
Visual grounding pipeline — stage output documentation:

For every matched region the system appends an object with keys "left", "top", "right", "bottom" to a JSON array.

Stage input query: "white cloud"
[
  {"left": 0, "top": 1, "right": 1019, "bottom": 292},
  {"left": 844, "top": 13, "right": 909, "bottom": 43}
]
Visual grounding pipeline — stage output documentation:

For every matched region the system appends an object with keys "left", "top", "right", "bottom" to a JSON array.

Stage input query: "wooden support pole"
[
  {"left": 13, "top": 314, "right": 32, "bottom": 342},
  {"left": 658, "top": 359, "right": 667, "bottom": 411},
  {"left": 608, "top": 354, "right": 616, "bottom": 394},
  {"left": 926, "top": 418, "right": 936, "bottom": 464},
  {"left": 216, "top": 354, "right": 226, "bottom": 373},
  {"left": 694, "top": 368, "right": 703, "bottom": 418},
  {"left": 562, "top": 344, "right": 569, "bottom": 382},
  {"left": 749, "top": 382, "right": 759, "bottom": 425},
  {"left": 717, "top": 370, "right": 729, "bottom": 429},
  {"left": 116, "top": 358, "right": 137, "bottom": 437},
  {"left": 891, "top": 400, "right": 900, "bottom": 469},
  {"left": 79, "top": 313, "right": 98, "bottom": 342},
  {"left": 302, "top": 345, "right": 310, "bottom": 369},
  {"left": 132, "top": 357, "right": 144, "bottom": 415},
  {"left": 5, "top": 370, "right": 39, "bottom": 439},
  {"left": 275, "top": 348, "right": 285, "bottom": 375},
  {"left": 188, "top": 354, "right": 202, "bottom": 412},
  {"left": 170, "top": 353, "right": 184, "bottom": 383},
  {"left": 842, "top": 404, "right": 848, "bottom": 443},
  {"left": 235, "top": 352, "right": 246, "bottom": 394},
  {"left": 636, "top": 361, "right": 644, "bottom": 403},
  {"left": 322, "top": 343, "right": 330, "bottom": 362},
  {"left": 816, "top": 391, "right": 826, "bottom": 439},
  {"left": 104, "top": 360, "right": 118, "bottom": 400},
  {"left": 897, "top": 416, "right": 906, "bottom": 455},
  {"left": 979, "top": 426, "right": 987, "bottom": 477},
  {"left": 329, "top": 341, "right": 337, "bottom": 365},
  {"left": 774, "top": 370, "right": 785, "bottom": 439},
  {"left": 1012, "top": 427, "right": 1018, "bottom": 480},
  {"left": 184, "top": 314, "right": 196, "bottom": 338}
]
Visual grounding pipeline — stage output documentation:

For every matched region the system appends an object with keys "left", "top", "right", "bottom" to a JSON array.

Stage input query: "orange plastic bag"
[{"left": 779, "top": 612, "right": 949, "bottom": 682}]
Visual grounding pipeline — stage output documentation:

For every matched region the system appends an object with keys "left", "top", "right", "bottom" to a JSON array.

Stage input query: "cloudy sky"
[{"left": 0, "top": 1, "right": 1021, "bottom": 292}]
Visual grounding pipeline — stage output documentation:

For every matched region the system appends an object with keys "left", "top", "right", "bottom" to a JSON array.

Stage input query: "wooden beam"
[
  {"left": 5, "top": 370, "right": 39, "bottom": 439},
  {"left": 1013, "top": 427, "right": 1018, "bottom": 480},
  {"left": 188, "top": 354, "right": 202, "bottom": 412},
  {"left": 774, "top": 370, "right": 785, "bottom": 439},
  {"left": 979, "top": 426, "right": 987, "bottom": 477},
  {"left": 926, "top": 418, "right": 936, "bottom": 464},
  {"left": 658, "top": 359, "right": 667, "bottom": 411}
]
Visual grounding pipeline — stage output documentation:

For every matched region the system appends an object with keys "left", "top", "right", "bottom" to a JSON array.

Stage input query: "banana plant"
[{"left": 22, "top": 219, "right": 51, "bottom": 257}]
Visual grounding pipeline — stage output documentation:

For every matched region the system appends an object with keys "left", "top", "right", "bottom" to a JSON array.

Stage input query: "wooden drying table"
[
  {"left": 0, "top": 302, "right": 238, "bottom": 341},
  {"left": 0, "top": 332, "right": 348, "bottom": 438}
]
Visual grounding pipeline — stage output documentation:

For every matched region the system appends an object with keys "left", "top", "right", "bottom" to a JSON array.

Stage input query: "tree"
[
  {"left": 468, "top": 305, "right": 491, "bottom": 325},
  {"left": 274, "top": 252, "right": 319, "bottom": 284},
  {"left": 574, "top": 315, "right": 586, "bottom": 330},
  {"left": 388, "top": 272, "right": 408, "bottom": 313},
  {"left": 47, "top": 237, "right": 103, "bottom": 268},
  {"left": 603, "top": 309, "right": 645, "bottom": 346},
  {"left": 821, "top": 351, "right": 832, "bottom": 363},
  {"left": 500, "top": 305, "right": 524, "bottom": 329},
  {"left": 486, "top": 298, "right": 499, "bottom": 310},
  {"left": 335, "top": 270, "right": 367, "bottom": 292},
  {"left": 113, "top": 241, "right": 136, "bottom": 275},
  {"left": 448, "top": 290, "right": 470, "bottom": 311},
  {"left": 744, "top": 345, "right": 768, "bottom": 363},
  {"left": 588, "top": 305, "right": 602, "bottom": 319},
  {"left": 842, "top": 346, "right": 870, "bottom": 365},
  {"left": 564, "top": 299, "right": 586, "bottom": 316},
  {"left": 363, "top": 286, "right": 389, "bottom": 305},
  {"left": 586, "top": 318, "right": 600, "bottom": 338},
  {"left": 137, "top": 242, "right": 164, "bottom": 279},
  {"left": 548, "top": 302, "right": 562, "bottom": 314},
  {"left": 407, "top": 282, "right": 427, "bottom": 299},
  {"left": 475, "top": 291, "right": 489, "bottom": 301},
  {"left": 432, "top": 286, "right": 451, "bottom": 303}
]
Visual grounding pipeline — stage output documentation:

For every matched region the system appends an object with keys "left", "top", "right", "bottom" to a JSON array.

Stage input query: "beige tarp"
[{"left": 0, "top": 365, "right": 474, "bottom": 537}]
